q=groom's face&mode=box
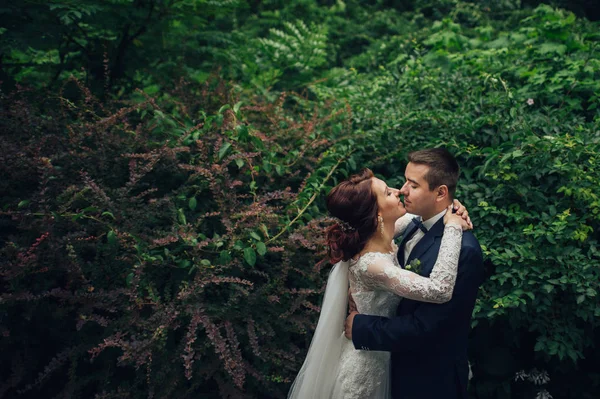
[400,162,438,218]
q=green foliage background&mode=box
[1,1,599,398]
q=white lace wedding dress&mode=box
[288,214,463,399]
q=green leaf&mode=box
[542,284,554,293]
[101,211,115,219]
[218,104,231,114]
[126,272,134,286]
[143,84,160,95]
[235,158,244,168]
[218,142,232,160]
[539,42,567,55]
[250,231,261,241]
[243,247,256,266]
[251,135,264,150]
[107,230,117,246]
[18,200,30,208]
[260,224,270,238]
[347,157,356,170]
[189,197,197,211]
[177,208,187,225]
[525,292,535,300]
[219,250,232,264]
[233,101,243,115]
[236,125,249,141]
[256,242,267,256]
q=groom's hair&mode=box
[408,148,460,198]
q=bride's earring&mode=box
[378,215,384,236]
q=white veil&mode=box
[288,261,350,399]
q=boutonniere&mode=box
[405,258,422,275]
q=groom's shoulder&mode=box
[460,232,485,284]
[461,231,482,255]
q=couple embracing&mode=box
[289,148,485,399]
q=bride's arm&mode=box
[361,223,463,304]
[394,213,418,237]
[350,240,484,354]
[394,200,470,238]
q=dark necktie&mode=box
[398,217,428,267]
[411,217,428,234]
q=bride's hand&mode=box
[348,289,357,313]
[452,199,473,229]
[444,204,472,231]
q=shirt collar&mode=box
[422,208,447,230]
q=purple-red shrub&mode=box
[0,77,351,398]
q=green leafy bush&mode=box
[306,4,600,397]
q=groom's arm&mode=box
[351,241,484,353]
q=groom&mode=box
[344,148,484,399]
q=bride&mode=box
[288,168,471,398]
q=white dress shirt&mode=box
[403,208,447,262]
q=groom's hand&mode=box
[344,311,359,340]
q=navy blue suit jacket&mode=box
[352,218,484,399]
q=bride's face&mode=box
[371,178,406,222]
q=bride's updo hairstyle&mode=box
[325,168,379,263]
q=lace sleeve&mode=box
[360,224,463,303]
[394,213,418,238]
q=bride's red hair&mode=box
[325,168,379,263]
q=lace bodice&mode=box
[335,219,463,399]
[349,224,462,306]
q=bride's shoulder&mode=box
[350,243,399,272]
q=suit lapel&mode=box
[398,222,420,267]
[405,218,445,274]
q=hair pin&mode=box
[334,218,356,232]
